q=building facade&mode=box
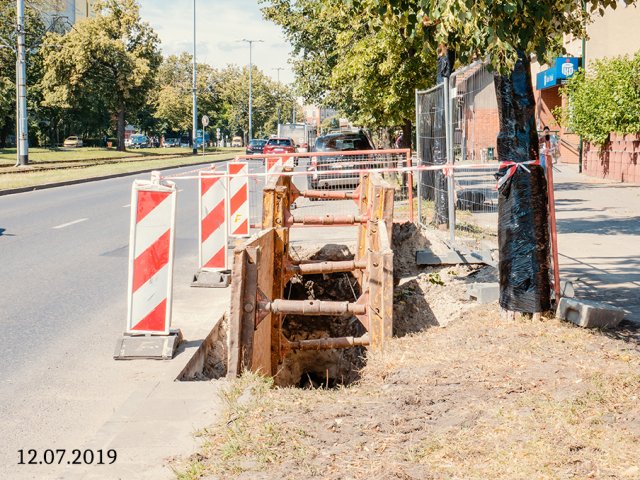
[41,0,95,31]
[533,4,640,164]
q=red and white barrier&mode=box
[265,157,283,176]
[126,174,176,335]
[227,162,250,237]
[199,170,227,270]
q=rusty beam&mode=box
[286,214,368,226]
[300,190,360,201]
[287,259,366,275]
[261,299,366,316]
[283,335,370,351]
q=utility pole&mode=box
[192,0,197,155]
[273,67,284,126]
[16,0,28,166]
[241,39,263,142]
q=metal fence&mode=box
[416,61,501,243]
[232,150,415,233]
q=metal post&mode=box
[249,42,253,141]
[579,0,586,174]
[415,89,422,226]
[273,67,283,126]
[192,0,197,155]
[444,76,455,243]
[241,39,263,142]
[16,0,28,166]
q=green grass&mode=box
[0,146,239,165]
[0,149,243,191]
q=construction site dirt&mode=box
[172,221,640,479]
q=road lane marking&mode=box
[52,218,88,229]
[122,204,130,208]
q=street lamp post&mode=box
[241,39,263,142]
[273,67,284,126]
[192,0,197,155]
[16,0,28,166]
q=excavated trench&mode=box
[275,245,367,388]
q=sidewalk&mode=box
[58,281,230,480]
[553,163,640,322]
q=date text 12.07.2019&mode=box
[18,449,117,465]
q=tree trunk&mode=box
[117,106,126,152]
[494,51,551,313]
[0,116,10,149]
[400,119,412,149]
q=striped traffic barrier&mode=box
[199,170,227,270]
[125,173,177,335]
[227,161,250,237]
[192,170,231,288]
[265,157,283,177]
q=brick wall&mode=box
[584,133,640,184]
[461,108,500,162]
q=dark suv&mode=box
[246,139,267,155]
[308,131,375,189]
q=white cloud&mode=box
[139,0,296,85]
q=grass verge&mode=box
[0,150,242,191]
[174,304,640,480]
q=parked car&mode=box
[246,139,267,155]
[263,137,297,164]
[231,136,243,148]
[63,136,83,148]
[163,137,179,147]
[128,134,149,149]
[308,130,375,190]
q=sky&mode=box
[139,0,296,85]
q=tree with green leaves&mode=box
[261,0,436,145]
[40,0,161,151]
[154,53,222,136]
[368,0,636,313]
[0,0,46,148]
[218,64,300,141]
[558,51,640,146]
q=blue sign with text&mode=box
[536,57,580,90]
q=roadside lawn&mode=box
[174,269,640,479]
[0,148,243,191]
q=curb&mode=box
[0,155,236,196]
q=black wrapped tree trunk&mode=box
[494,51,551,313]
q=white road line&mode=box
[122,204,131,208]
[52,218,88,230]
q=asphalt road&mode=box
[0,159,271,478]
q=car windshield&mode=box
[67,136,77,140]
[315,134,371,151]
[267,139,292,146]
[250,140,266,146]
[132,135,145,141]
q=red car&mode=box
[262,137,296,155]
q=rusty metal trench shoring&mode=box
[228,167,395,377]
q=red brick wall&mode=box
[462,108,500,161]
[584,133,640,184]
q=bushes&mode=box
[558,51,640,145]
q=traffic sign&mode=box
[202,115,210,127]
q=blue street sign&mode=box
[536,57,580,90]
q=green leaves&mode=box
[558,51,640,145]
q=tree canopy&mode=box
[261,0,436,136]
[41,0,162,150]
[366,0,635,73]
